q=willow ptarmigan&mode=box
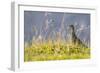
[69,25,87,48]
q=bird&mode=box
[69,25,87,48]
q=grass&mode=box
[24,40,90,62]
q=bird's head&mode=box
[69,25,75,33]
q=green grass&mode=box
[24,40,90,62]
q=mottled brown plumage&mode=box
[69,25,87,48]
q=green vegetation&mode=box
[24,40,90,62]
